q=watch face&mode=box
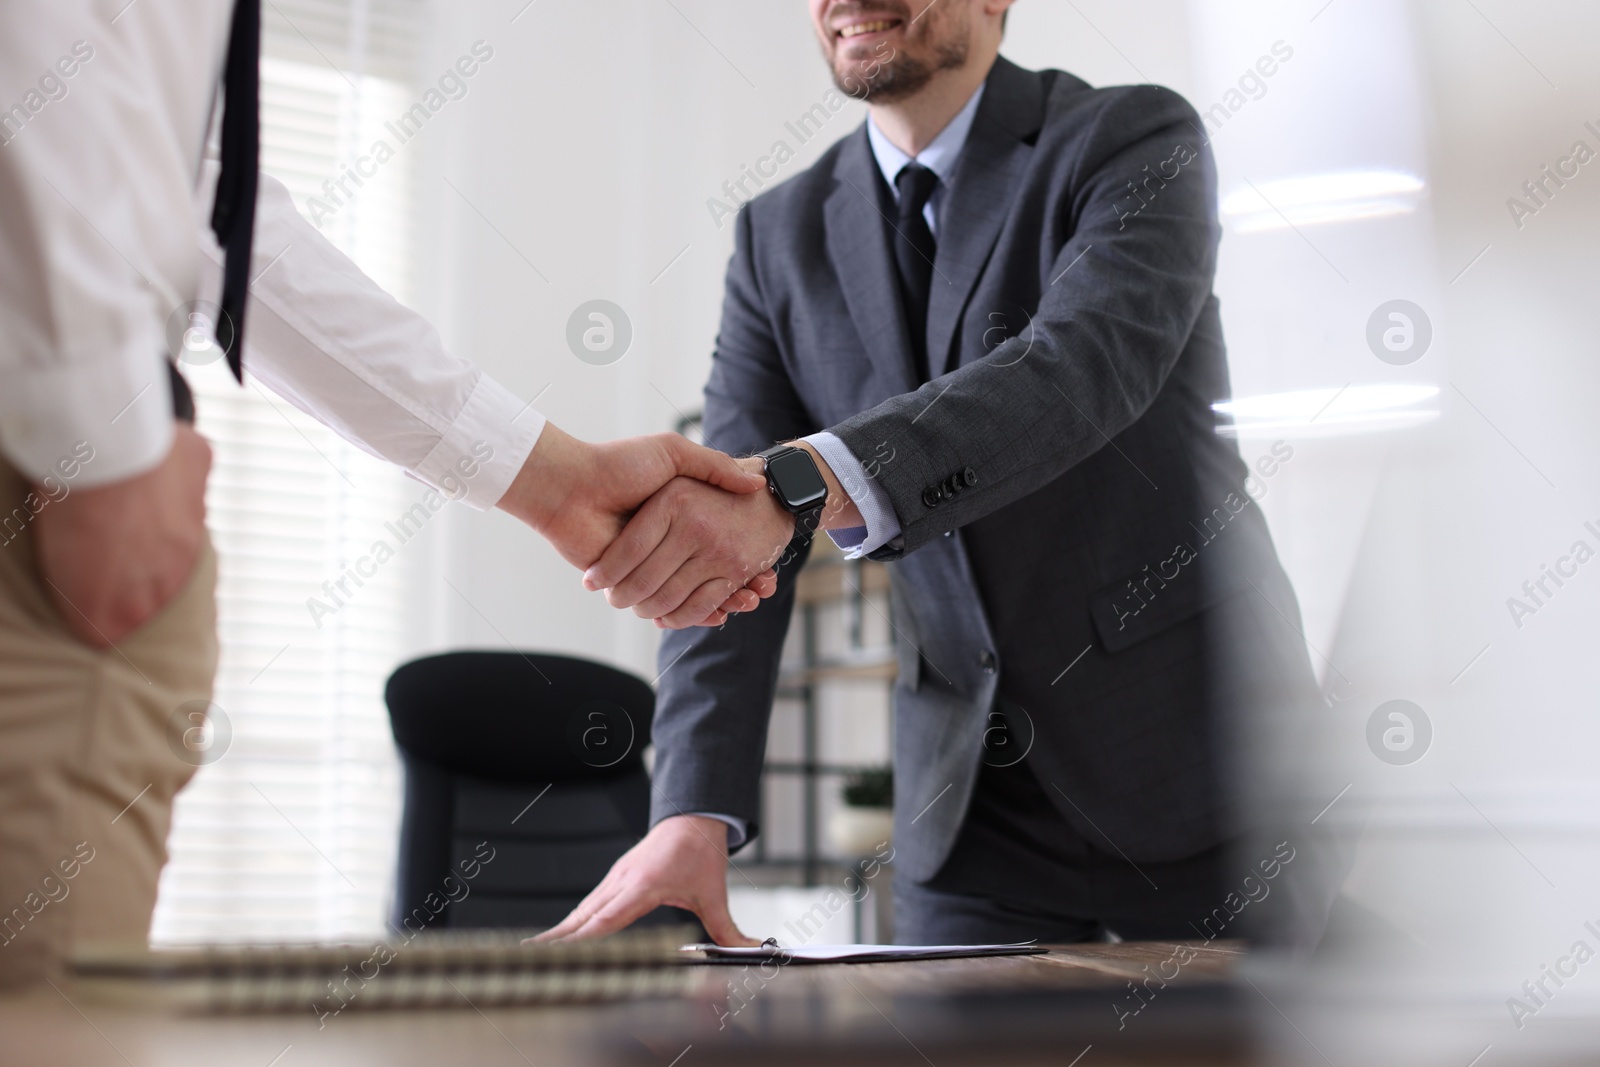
[767,449,829,511]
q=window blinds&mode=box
[151,0,427,945]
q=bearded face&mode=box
[812,1,974,102]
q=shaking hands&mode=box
[583,464,798,628]
[500,429,858,628]
[497,425,793,627]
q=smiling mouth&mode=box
[836,17,904,40]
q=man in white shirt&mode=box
[0,0,773,986]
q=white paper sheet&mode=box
[681,942,1043,964]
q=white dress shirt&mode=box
[799,83,986,562]
[0,2,542,507]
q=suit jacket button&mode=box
[978,649,997,674]
[963,467,978,488]
[922,487,943,508]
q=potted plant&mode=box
[827,767,894,856]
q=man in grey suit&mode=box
[544,0,1320,946]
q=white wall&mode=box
[1317,0,1600,994]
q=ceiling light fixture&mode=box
[1214,383,1439,438]
[1221,171,1427,233]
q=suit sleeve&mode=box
[647,204,819,843]
[831,87,1220,559]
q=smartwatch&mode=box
[758,444,829,541]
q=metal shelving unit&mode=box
[753,543,896,886]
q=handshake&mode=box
[32,420,832,649]
[497,424,823,628]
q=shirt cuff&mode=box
[801,431,902,560]
[407,374,545,511]
[687,811,750,851]
[0,345,174,489]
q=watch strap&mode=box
[756,443,796,463]
[792,502,825,542]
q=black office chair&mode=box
[384,650,697,934]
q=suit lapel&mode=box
[926,58,1045,378]
[826,128,919,394]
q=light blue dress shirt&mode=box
[800,83,987,561]
[694,86,988,849]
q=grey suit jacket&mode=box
[650,57,1318,883]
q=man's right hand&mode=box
[33,425,212,647]
[533,813,758,946]
[588,470,797,630]
[495,425,776,627]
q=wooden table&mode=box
[0,942,1250,1067]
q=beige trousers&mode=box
[0,461,217,990]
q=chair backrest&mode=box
[384,650,691,934]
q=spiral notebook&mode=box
[68,927,693,1014]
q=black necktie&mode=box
[891,163,939,382]
[212,0,260,383]
[172,0,258,421]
